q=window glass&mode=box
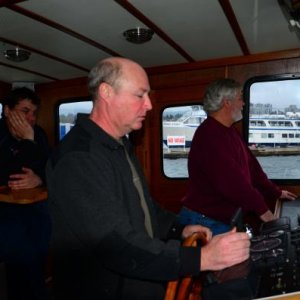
[245,76,300,181]
[162,105,206,178]
[58,100,92,140]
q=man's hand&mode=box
[260,210,275,222]
[6,109,34,140]
[280,190,297,201]
[200,228,250,271]
[8,167,42,190]
[182,224,212,242]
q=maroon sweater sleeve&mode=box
[246,146,281,201]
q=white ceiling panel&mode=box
[130,0,243,60]
[0,0,299,84]
[231,0,300,53]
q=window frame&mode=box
[243,73,300,185]
[55,97,92,144]
[160,103,205,179]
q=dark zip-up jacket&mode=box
[46,117,200,300]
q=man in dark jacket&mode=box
[46,57,250,300]
[0,87,51,300]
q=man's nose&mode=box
[144,95,152,111]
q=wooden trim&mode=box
[0,37,89,73]
[146,48,300,75]
[36,76,87,89]
[0,0,25,6]
[218,0,250,55]
[0,61,58,81]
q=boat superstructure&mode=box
[249,114,300,147]
[162,107,206,148]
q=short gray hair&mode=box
[203,78,242,114]
[88,59,123,101]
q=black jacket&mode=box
[46,117,200,300]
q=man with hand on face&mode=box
[47,57,250,300]
[0,87,49,189]
[0,87,51,300]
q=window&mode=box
[56,99,92,141]
[244,74,300,182]
[162,105,206,178]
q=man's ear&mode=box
[222,99,232,109]
[98,82,112,100]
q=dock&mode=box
[163,146,300,159]
[164,151,189,159]
[250,147,300,157]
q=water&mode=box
[164,156,300,179]
[256,156,300,179]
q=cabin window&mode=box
[56,99,92,141]
[261,133,267,139]
[162,105,206,178]
[244,75,300,182]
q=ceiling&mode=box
[0,0,300,85]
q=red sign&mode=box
[167,136,185,146]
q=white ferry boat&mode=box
[249,114,300,147]
[163,109,300,148]
[163,107,206,148]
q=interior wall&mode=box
[147,56,300,213]
[0,82,11,104]
[33,53,300,214]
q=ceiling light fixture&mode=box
[3,47,31,62]
[123,27,154,44]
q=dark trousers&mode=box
[0,201,51,300]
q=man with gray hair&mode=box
[180,78,296,235]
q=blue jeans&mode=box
[179,207,230,236]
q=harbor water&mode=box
[163,155,300,179]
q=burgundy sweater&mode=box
[182,117,281,224]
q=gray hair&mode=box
[87,59,123,101]
[202,78,242,114]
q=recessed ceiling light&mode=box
[123,27,154,44]
[3,47,31,62]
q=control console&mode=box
[202,208,300,299]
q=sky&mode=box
[164,79,300,114]
[59,101,92,115]
[250,79,300,110]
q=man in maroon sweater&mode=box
[180,78,297,235]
